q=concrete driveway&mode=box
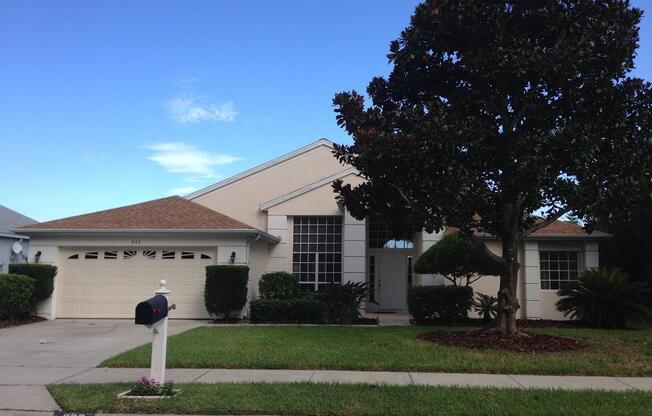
[0,319,205,411]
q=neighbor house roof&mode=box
[444,219,608,239]
[17,196,278,241]
[0,205,36,238]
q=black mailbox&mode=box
[135,295,168,325]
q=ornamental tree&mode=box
[413,231,503,286]
[331,0,652,333]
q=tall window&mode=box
[292,216,343,292]
[540,251,580,290]
[368,215,414,249]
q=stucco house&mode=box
[16,139,608,320]
[0,205,36,273]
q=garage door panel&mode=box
[57,248,216,318]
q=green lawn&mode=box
[101,325,652,376]
[48,383,652,416]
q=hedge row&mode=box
[204,265,249,319]
[0,264,57,320]
[0,274,35,319]
[9,264,57,304]
[250,297,326,323]
[407,285,474,324]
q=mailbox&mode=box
[135,294,168,325]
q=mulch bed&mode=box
[0,316,47,329]
[463,318,586,329]
[417,330,587,353]
[213,317,380,325]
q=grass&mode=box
[48,382,652,416]
[101,325,652,376]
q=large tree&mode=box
[331,0,652,334]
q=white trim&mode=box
[259,167,358,211]
[186,139,335,200]
[14,228,280,243]
[0,232,29,240]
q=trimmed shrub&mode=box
[9,264,57,304]
[258,272,298,299]
[413,232,503,286]
[318,281,371,324]
[407,285,474,324]
[0,274,35,319]
[556,267,651,329]
[249,297,326,323]
[204,265,249,319]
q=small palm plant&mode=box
[473,293,498,324]
[556,268,651,329]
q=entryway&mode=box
[372,250,414,311]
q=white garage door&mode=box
[57,247,216,319]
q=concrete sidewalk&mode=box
[0,319,206,412]
[55,368,652,391]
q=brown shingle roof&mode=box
[20,196,256,230]
[444,220,606,237]
[530,220,585,235]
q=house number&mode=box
[131,239,142,245]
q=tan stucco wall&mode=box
[267,174,364,217]
[540,291,567,320]
[192,144,348,230]
[246,238,270,308]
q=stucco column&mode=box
[522,240,541,319]
[342,210,365,284]
[417,230,444,286]
[267,215,288,272]
[583,241,599,269]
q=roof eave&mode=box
[524,233,611,240]
[476,233,611,240]
[0,232,29,240]
[14,228,281,243]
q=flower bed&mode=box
[118,376,176,399]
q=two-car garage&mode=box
[56,247,216,319]
[16,196,279,320]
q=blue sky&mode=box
[1,0,651,222]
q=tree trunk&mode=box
[495,234,520,334]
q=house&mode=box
[0,205,36,273]
[16,139,609,320]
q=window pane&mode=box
[540,251,580,289]
[292,216,343,292]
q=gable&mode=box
[188,140,352,230]
[265,172,364,216]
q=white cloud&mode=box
[144,142,242,180]
[168,186,198,196]
[166,96,237,124]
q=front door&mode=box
[376,251,410,310]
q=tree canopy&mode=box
[331,0,652,333]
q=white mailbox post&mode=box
[151,280,170,381]
[134,280,171,382]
